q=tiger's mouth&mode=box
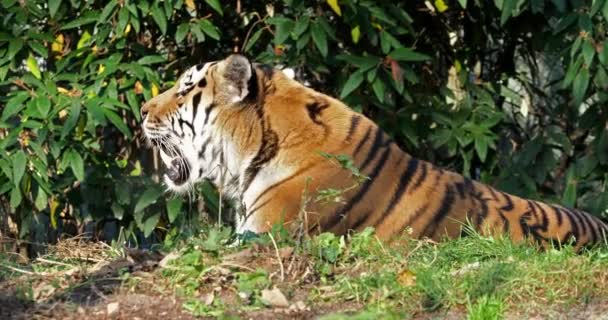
[154,141,191,186]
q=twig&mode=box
[219,262,255,272]
[35,257,74,268]
[268,231,285,282]
[1,263,36,275]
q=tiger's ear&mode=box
[221,54,255,103]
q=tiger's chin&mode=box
[158,148,196,193]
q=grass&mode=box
[2,225,608,319]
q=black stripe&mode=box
[570,208,587,236]
[532,202,549,232]
[371,158,419,227]
[556,205,580,243]
[198,77,207,87]
[353,127,372,156]
[325,147,392,230]
[474,190,490,228]
[204,103,216,125]
[242,128,279,191]
[192,92,201,123]
[306,101,330,125]
[346,115,361,142]
[421,185,456,238]
[499,192,514,211]
[359,128,386,170]
[244,65,259,102]
[582,211,599,244]
[553,203,563,227]
[196,63,204,71]
[178,118,194,134]
[409,162,428,194]
[577,210,596,244]
[198,137,210,159]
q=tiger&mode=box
[141,54,608,250]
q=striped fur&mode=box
[141,54,608,249]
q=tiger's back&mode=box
[141,54,608,249]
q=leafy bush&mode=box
[1,0,608,254]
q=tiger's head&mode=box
[140,54,303,198]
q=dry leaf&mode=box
[397,269,416,287]
[222,248,254,265]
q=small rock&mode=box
[261,287,289,308]
[203,292,215,306]
[107,302,120,316]
[289,300,308,312]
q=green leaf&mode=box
[591,0,605,16]
[35,96,51,118]
[143,212,160,237]
[311,23,328,57]
[66,149,84,181]
[244,28,263,53]
[8,38,23,59]
[175,23,190,43]
[61,101,81,139]
[500,0,516,26]
[594,66,608,89]
[137,55,166,65]
[117,6,130,35]
[458,0,467,8]
[199,19,220,40]
[2,92,29,121]
[28,41,48,58]
[98,0,118,23]
[102,108,132,138]
[205,0,223,15]
[10,187,21,209]
[604,0,608,21]
[12,150,26,186]
[26,54,41,79]
[134,186,163,213]
[35,186,47,210]
[111,202,124,220]
[475,137,489,162]
[372,77,386,103]
[60,12,98,29]
[48,0,61,18]
[351,25,361,44]
[340,71,365,99]
[151,2,167,35]
[272,17,294,44]
[293,16,309,37]
[389,47,431,62]
[572,68,590,105]
[599,42,608,66]
[167,198,182,223]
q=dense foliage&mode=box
[1,0,608,254]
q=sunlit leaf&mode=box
[26,54,41,79]
[326,0,342,16]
